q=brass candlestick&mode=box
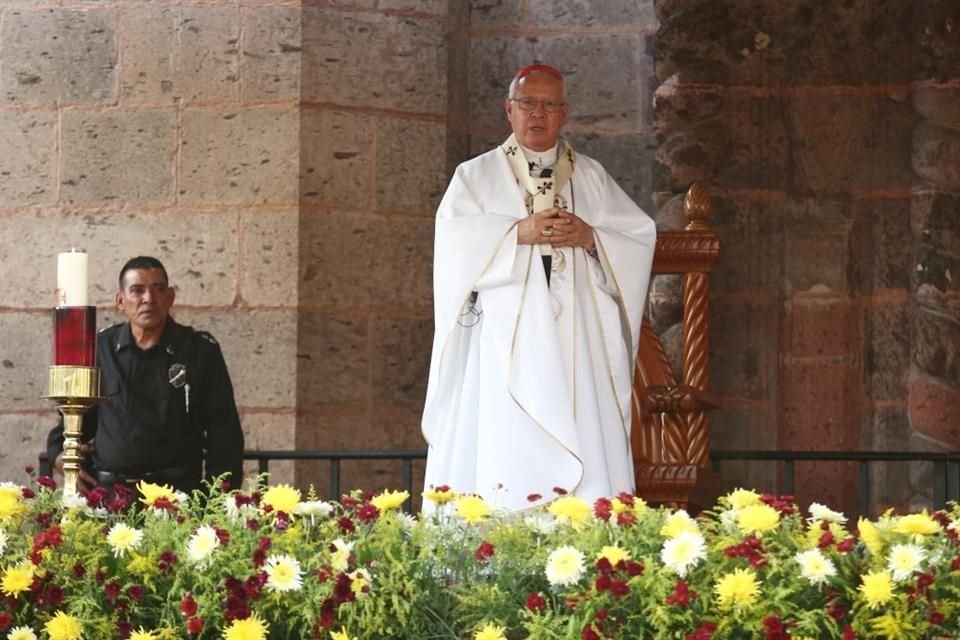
[46,366,101,500]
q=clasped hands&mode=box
[518,208,595,252]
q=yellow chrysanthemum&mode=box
[1,562,35,597]
[858,517,884,556]
[129,628,159,640]
[137,481,178,508]
[349,568,371,596]
[736,503,780,534]
[612,496,647,515]
[330,628,354,640]
[106,522,144,558]
[261,484,301,515]
[223,613,269,640]
[7,626,38,640]
[455,495,491,523]
[714,568,761,610]
[0,486,26,520]
[660,510,700,538]
[806,521,850,547]
[597,545,630,566]
[726,488,761,510]
[893,511,940,537]
[474,622,507,640]
[370,489,410,512]
[859,570,894,610]
[548,496,592,528]
[423,486,457,505]
[44,611,83,640]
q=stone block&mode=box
[784,295,861,358]
[0,109,57,205]
[301,8,446,114]
[566,132,655,211]
[378,0,447,14]
[301,109,374,207]
[708,197,783,294]
[784,93,913,193]
[528,0,656,28]
[909,375,960,448]
[784,230,849,293]
[1,9,116,105]
[849,197,912,293]
[912,308,960,387]
[119,5,239,104]
[709,298,776,400]
[0,210,239,308]
[913,1,960,81]
[180,107,299,204]
[240,209,298,307]
[296,312,370,410]
[780,362,862,451]
[656,1,911,86]
[912,85,960,130]
[863,303,910,402]
[469,0,523,28]
[240,5,301,103]
[376,117,448,215]
[0,312,51,412]
[0,414,49,484]
[370,316,432,413]
[240,411,295,485]
[299,211,434,309]
[913,121,960,190]
[175,309,297,409]
[61,108,176,204]
[468,35,643,131]
[912,191,960,234]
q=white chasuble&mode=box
[421,136,656,511]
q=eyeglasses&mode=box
[510,97,567,113]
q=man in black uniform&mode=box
[47,256,245,494]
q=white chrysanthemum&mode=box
[523,513,558,535]
[795,548,837,585]
[293,500,334,523]
[186,524,220,565]
[7,626,38,640]
[349,567,372,596]
[660,530,707,577]
[61,493,87,511]
[808,502,847,525]
[106,522,144,558]
[887,543,926,582]
[394,511,418,531]
[545,545,586,586]
[224,497,259,522]
[264,554,304,592]
[719,508,740,533]
[330,538,354,572]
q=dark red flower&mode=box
[609,579,630,597]
[595,574,611,592]
[117,620,132,638]
[0,612,11,630]
[21,487,36,499]
[686,621,717,640]
[525,592,547,612]
[158,550,178,572]
[72,563,86,579]
[316,566,333,583]
[842,625,856,640]
[818,531,835,548]
[527,493,542,502]
[836,537,855,553]
[593,497,613,522]
[931,610,945,626]
[475,541,495,562]
[258,536,272,551]
[763,615,788,640]
[595,557,613,575]
[615,511,636,527]
[623,560,645,577]
[319,598,336,628]
[337,516,356,534]
[186,617,204,635]
[47,584,65,606]
[357,503,380,523]
[244,518,259,531]
[666,580,696,606]
[582,624,601,640]
[127,585,144,601]
[37,476,58,490]
[180,593,198,617]
[104,580,122,601]
[552,486,568,496]
[252,548,267,568]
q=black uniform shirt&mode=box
[47,318,244,487]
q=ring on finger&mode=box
[542,227,554,237]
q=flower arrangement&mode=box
[2,473,960,639]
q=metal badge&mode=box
[168,363,187,388]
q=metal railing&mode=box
[711,450,960,516]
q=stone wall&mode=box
[653,0,960,515]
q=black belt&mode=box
[95,464,200,486]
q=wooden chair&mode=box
[631,183,721,511]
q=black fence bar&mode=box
[711,450,960,514]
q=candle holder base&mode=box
[44,365,101,501]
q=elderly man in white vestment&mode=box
[421,63,656,510]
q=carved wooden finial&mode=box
[683,182,712,231]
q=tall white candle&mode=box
[56,249,88,307]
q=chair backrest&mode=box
[630,183,721,509]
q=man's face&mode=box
[116,268,175,332]
[505,73,569,152]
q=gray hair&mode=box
[507,70,567,100]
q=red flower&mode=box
[36,476,58,490]
[931,610,945,626]
[180,593,198,617]
[836,537,855,553]
[595,557,613,575]
[593,497,613,522]
[666,580,696,606]
[186,617,204,635]
[474,541,495,562]
[842,625,856,639]
[686,621,717,640]
[594,574,611,592]
[258,536,272,551]
[582,624,601,640]
[0,612,11,630]
[552,486,568,496]
[127,585,144,602]
[357,503,380,523]
[117,620,133,638]
[337,516,356,534]
[104,580,122,601]
[252,548,267,568]
[763,615,789,640]
[21,487,36,499]
[158,550,179,573]
[318,598,336,628]
[72,563,86,579]
[527,493,543,502]
[609,580,630,598]
[46,584,65,606]
[623,560,645,577]
[615,511,637,527]
[818,531,835,548]
[525,592,547,612]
